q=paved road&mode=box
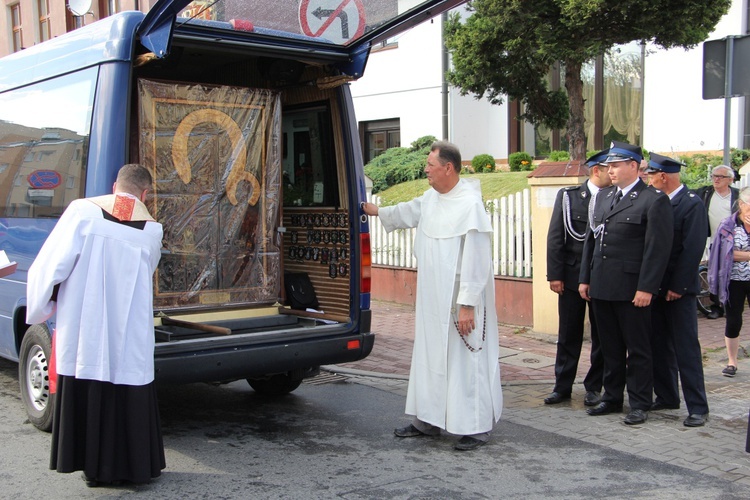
[1,300,749,496]
[329,300,750,489]
[1,358,749,499]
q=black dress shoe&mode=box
[684,413,709,427]
[624,409,648,425]
[81,473,99,488]
[586,401,623,416]
[584,391,601,406]
[394,424,439,438]
[650,401,680,411]
[394,424,426,438]
[544,391,571,405]
[454,436,487,451]
[706,310,720,319]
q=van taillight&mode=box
[361,232,371,294]
[347,340,360,350]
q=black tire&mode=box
[18,324,54,432]
[247,374,302,396]
[697,265,712,316]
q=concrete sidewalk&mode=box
[328,299,750,487]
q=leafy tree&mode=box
[445,0,731,161]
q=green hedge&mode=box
[364,135,437,194]
[471,154,496,173]
[547,150,570,162]
[509,151,534,171]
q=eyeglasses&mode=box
[712,175,733,179]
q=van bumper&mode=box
[153,312,375,384]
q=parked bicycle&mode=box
[697,264,712,316]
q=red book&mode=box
[0,250,17,278]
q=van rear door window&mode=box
[0,68,95,218]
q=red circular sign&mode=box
[299,0,366,44]
[28,170,62,189]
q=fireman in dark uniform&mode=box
[579,142,673,425]
[544,149,610,406]
[645,153,709,427]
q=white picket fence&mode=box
[368,189,533,278]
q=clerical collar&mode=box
[115,192,139,200]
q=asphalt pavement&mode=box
[326,299,750,488]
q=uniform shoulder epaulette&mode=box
[563,185,580,191]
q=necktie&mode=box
[611,190,623,209]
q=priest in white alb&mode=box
[362,140,502,451]
[26,163,165,486]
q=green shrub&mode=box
[677,153,723,190]
[471,154,496,173]
[363,135,437,194]
[409,135,438,152]
[547,150,570,162]
[731,148,750,168]
[509,151,533,171]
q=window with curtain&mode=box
[530,43,644,156]
[602,42,643,147]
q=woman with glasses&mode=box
[708,186,750,378]
[697,165,739,319]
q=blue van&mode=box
[0,0,462,430]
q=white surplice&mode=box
[26,194,163,386]
[379,178,503,435]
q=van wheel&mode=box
[19,325,54,432]
[247,374,302,396]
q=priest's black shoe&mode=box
[683,413,708,427]
[394,424,438,438]
[454,436,486,451]
[586,401,623,416]
[651,401,680,411]
[584,391,601,406]
[81,473,99,488]
[544,392,571,405]
[623,409,648,425]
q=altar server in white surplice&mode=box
[27,164,165,487]
[362,141,502,451]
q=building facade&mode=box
[1,1,747,161]
[351,1,749,161]
[0,1,157,56]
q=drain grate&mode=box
[303,372,347,385]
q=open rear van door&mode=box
[137,0,467,78]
